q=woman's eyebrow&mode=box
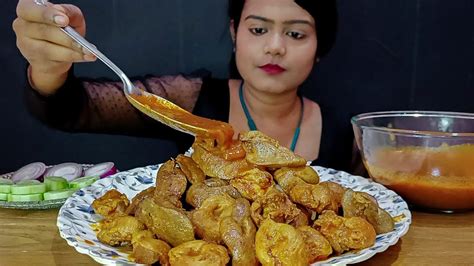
[245,15,273,23]
[244,15,313,27]
[283,19,314,27]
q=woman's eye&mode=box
[287,31,305,40]
[249,27,267,36]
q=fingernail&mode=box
[82,47,94,56]
[53,15,67,26]
[84,54,96,61]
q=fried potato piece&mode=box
[97,215,145,246]
[191,194,235,243]
[220,198,258,266]
[186,178,241,208]
[255,219,308,266]
[240,131,307,168]
[132,230,171,265]
[250,187,305,227]
[192,142,254,180]
[92,189,129,217]
[176,154,206,184]
[342,190,395,234]
[230,168,274,201]
[154,159,188,208]
[297,226,332,263]
[135,198,194,247]
[314,210,376,254]
[169,240,229,266]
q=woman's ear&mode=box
[229,19,236,44]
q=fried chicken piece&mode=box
[273,167,311,193]
[319,181,347,204]
[186,178,241,208]
[154,159,188,209]
[250,187,306,227]
[92,189,129,217]
[220,198,258,266]
[274,169,340,214]
[193,137,247,161]
[97,215,145,246]
[191,194,235,243]
[297,226,333,263]
[176,154,206,184]
[289,183,340,214]
[240,131,307,168]
[192,142,254,180]
[131,230,171,265]
[135,198,194,247]
[291,208,310,227]
[313,210,376,254]
[275,166,320,185]
[342,190,395,234]
[230,168,274,201]
[255,219,308,266]
[125,187,155,215]
[168,240,229,266]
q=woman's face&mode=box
[235,0,317,94]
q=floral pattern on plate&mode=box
[57,165,411,265]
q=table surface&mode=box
[0,208,473,265]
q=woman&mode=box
[13,0,338,164]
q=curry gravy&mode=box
[366,144,474,210]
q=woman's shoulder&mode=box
[302,97,321,123]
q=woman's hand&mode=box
[12,0,95,95]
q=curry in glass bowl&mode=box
[352,111,474,212]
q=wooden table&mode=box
[0,208,473,265]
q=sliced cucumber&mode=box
[44,189,76,201]
[69,176,99,189]
[0,178,13,193]
[16,180,41,185]
[8,193,43,202]
[44,176,69,191]
[0,193,8,201]
[11,180,46,195]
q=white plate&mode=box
[57,165,411,265]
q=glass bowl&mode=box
[351,111,474,212]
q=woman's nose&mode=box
[264,34,286,56]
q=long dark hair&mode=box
[228,0,338,78]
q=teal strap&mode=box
[239,81,257,130]
[290,96,304,151]
[238,81,304,152]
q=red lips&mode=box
[259,64,286,75]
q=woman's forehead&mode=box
[241,0,314,23]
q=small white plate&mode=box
[0,164,93,210]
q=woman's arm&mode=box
[24,66,206,138]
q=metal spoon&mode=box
[34,0,234,146]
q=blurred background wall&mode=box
[1,0,472,173]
